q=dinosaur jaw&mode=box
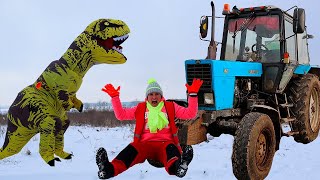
[112,34,129,54]
[95,34,129,64]
[97,34,128,51]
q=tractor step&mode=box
[281,117,296,123]
[279,103,294,108]
[281,122,293,134]
[282,131,299,137]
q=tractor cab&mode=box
[200,4,310,93]
[221,7,281,63]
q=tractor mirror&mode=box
[293,8,305,34]
[200,16,209,38]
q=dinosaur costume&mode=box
[0,19,130,166]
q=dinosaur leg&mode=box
[38,116,61,166]
[54,119,72,159]
[0,120,36,160]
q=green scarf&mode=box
[146,101,169,133]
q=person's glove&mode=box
[185,78,203,96]
[102,84,120,97]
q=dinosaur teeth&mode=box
[113,34,129,41]
[112,46,122,53]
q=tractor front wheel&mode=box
[232,112,276,180]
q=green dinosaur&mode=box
[0,19,130,166]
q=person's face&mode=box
[147,92,162,107]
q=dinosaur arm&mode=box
[70,95,83,112]
[60,94,83,112]
[41,60,83,112]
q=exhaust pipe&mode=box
[207,1,217,60]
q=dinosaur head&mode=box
[84,18,130,64]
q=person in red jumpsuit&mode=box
[96,78,203,179]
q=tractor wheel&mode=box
[232,112,276,180]
[288,74,320,143]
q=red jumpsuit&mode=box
[108,96,198,177]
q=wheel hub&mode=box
[310,87,319,132]
[256,133,267,165]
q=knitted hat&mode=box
[145,78,163,97]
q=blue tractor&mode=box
[178,2,320,179]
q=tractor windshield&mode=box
[224,15,280,62]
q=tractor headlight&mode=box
[204,93,214,105]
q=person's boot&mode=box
[96,147,114,179]
[176,145,193,178]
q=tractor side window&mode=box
[284,20,296,62]
[297,31,309,64]
[225,19,241,61]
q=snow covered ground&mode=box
[0,125,319,180]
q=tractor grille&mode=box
[186,63,213,107]
[186,64,212,90]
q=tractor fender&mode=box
[309,66,320,78]
[250,104,281,150]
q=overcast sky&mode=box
[0,0,318,106]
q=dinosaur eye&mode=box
[99,21,121,31]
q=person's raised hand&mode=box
[102,84,120,97]
[185,78,203,95]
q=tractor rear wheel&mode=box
[232,112,276,180]
[288,74,320,143]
